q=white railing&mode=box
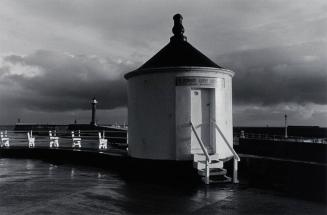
[238,131,327,144]
[98,131,108,150]
[0,130,10,147]
[0,129,128,150]
[27,130,35,148]
[190,122,211,184]
[212,121,240,183]
[190,122,211,163]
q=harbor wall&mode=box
[235,139,327,163]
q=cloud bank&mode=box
[0,0,326,126]
[218,41,327,105]
[0,50,135,123]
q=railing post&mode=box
[240,130,245,138]
[98,130,108,150]
[205,160,210,185]
[233,158,239,183]
[28,130,35,148]
[212,121,240,184]
[0,130,10,148]
[126,131,129,151]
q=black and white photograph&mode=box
[0,0,326,214]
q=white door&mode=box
[191,89,215,154]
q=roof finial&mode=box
[171,14,187,42]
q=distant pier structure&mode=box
[90,97,98,126]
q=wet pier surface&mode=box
[0,158,326,215]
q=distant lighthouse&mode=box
[90,97,98,126]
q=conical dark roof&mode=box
[125,14,223,79]
[138,39,222,70]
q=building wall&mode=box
[127,73,176,160]
[214,74,234,159]
[127,67,234,160]
[174,68,234,160]
[175,85,191,160]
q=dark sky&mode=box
[0,0,326,126]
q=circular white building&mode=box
[125,14,235,161]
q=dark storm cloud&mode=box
[8,0,173,49]
[1,0,326,125]
[0,50,136,112]
[218,41,327,105]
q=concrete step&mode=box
[201,175,231,184]
[193,153,219,162]
[191,149,204,154]
[193,160,223,169]
[198,168,227,176]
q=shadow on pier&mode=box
[1,145,326,204]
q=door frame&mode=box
[190,88,216,154]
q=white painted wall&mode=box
[174,68,234,160]
[214,75,234,159]
[126,67,234,160]
[127,72,176,160]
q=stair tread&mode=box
[198,168,227,176]
[209,178,231,183]
[201,176,231,184]
[198,168,226,173]
[197,160,221,164]
[193,161,223,169]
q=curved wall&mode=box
[127,72,176,159]
[127,67,234,160]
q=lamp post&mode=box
[284,114,288,139]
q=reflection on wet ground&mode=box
[0,158,326,214]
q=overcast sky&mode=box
[0,0,326,126]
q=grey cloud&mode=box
[4,0,326,61]
[217,41,327,105]
[12,0,326,55]
[4,55,24,63]
[1,0,327,126]
[1,50,136,112]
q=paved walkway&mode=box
[0,158,326,214]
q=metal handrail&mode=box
[190,122,211,163]
[238,132,327,144]
[1,130,126,134]
[212,122,240,161]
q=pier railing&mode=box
[236,131,327,144]
[0,129,128,150]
